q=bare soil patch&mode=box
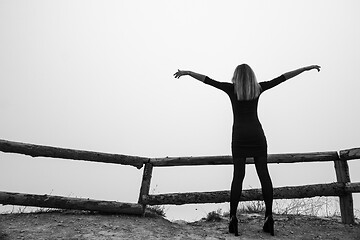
[0,210,359,239]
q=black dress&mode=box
[204,75,286,158]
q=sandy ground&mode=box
[0,210,359,240]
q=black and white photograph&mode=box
[0,0,359,239]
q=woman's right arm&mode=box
[283,65,321,80]
[173,70,207,82]
[174,69,232,94]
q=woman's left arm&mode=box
[283,65,321,80]
[173,70,207,82]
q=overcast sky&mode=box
[1,0,359,220]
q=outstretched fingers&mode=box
[313,65,321,72]
[173,69,182,78]
[309,65,321,72]
[173,69,188,78]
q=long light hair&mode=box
[232,64,261,101]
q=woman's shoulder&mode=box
[204,76,233,92]
[205,76,232,86]
[259,75,286,92]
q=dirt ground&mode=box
[0,210,359,240]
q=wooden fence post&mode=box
[138,163,153,215]
[334,159,354,224]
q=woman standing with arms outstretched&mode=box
[174,64,320,236]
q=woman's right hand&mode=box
[173,69,190,79]
[305,65,321,72]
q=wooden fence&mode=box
[1,139,360,224]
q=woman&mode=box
[174,64,321,236]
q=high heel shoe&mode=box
[263,215,274,236]
[229,215,239,236]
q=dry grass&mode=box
[205,197,347,222]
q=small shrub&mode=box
[147,205,166,218]
[240,201,266,214]
[205,209,223,222]
[221,201,266,218]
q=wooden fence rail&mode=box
[0,139,147,169]
[143,182,360,205]
[149,151,340,166]
[1,138,360,224]
[0,191,143,215]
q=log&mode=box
[334,159,354,224]
[268,152,339,164]
[0,191,143,215]
[339,147,360,161]
[345,182,360,193]
[143,182,345,205]
[150,155,233,166]
[138,163,154,213]
[0,139,147,169]
[150,151,339,167]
